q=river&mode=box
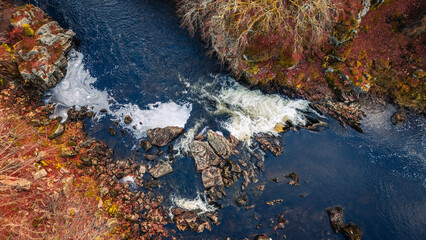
[31,0,426,239]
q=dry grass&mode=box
[0,112,116,240]
[178,0,338,70]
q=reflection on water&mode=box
[32,0,426,239]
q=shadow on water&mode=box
[27,0,426,239]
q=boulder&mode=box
[0,175,31,190]
[149,161,173,178]
[341,222,363,240]
[206,130,232,159]
[201,167,224,189]
[147,126,184,147]
[189,141,220,172]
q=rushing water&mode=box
[31,0,425,239]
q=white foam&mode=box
[111,102,192,139]
[215,81,310,141]
[121,176,135,183]
[171,193,217,215]
[46,49,192,138]
[46,49,110,121]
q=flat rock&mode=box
[147,126,184,147]
[33,169,47,180]
[206,130,232,159]
[201,167,224,189]
[0,175,31,190]
[149,161,173,178]
[189,141,220,172]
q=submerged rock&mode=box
[140,140,152,151]
[254,133,283,156]
[236,195,249,206]
[201,166,224,189]
[147,126,184,147]
[149,161,173,178]
[391,107,407,125]
[206,130,232,159]
[189,141,220,172]
[341,222,363,240]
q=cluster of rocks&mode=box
[171,208,219,233]
[10,5,75,91]
[326,206,363,240]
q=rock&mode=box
[287,172,300,186]
[11,6,75,90]
[33,169,47,180]
[0,175,31,190]
[189,141,220,172]
[149,161,173,178]
[48,122,65,139]
[80,155,92,167]
[194,134,205,141]
[201,167,224,189]
[236,195,249,206]
[108,127,117,136]
[140,140,152,151]
[60,147,78,158]
[205,187,223,202]
[266,199,283,206]
[254,235,270,240]
[206,130,232,159]
[124,115,133,124]
[147,126,184,147]
[326,206,345,233]
[143,154,156,161]
[254,133,284,156]
[391,108,407,125]
[229,160,242,173]
[341,223,363,240]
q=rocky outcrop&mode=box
[189,141,220,172]
[11,5,75,90]
[147,126,184,147]
[206,130,232,159]
[254,133,284,156]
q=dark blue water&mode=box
[31,0,426,239]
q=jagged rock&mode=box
[206,130,232,159]
[48,122,65,139]
[108,127,117,136]
[205,187,224,203]
[149,161,173,178]
[326,206,345,233]
[341,222,363,240]
[254,133,283,156]
[201,167,224,189]
[147,126,184,147]
[33,169,47,180]
[287,172,300,186]
[189,141,220,172]
[0,175,31,190]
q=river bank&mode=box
[177,0,425,131]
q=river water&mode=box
[31,0,425,239]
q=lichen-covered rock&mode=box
[48,122,64,139]
[33,169,47,180]
[189,141,220,172]
[11,5,75,91]
[147,126,184,147]
[149,161,173,178]
[206,130,232,159]
[201,166,224,189]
